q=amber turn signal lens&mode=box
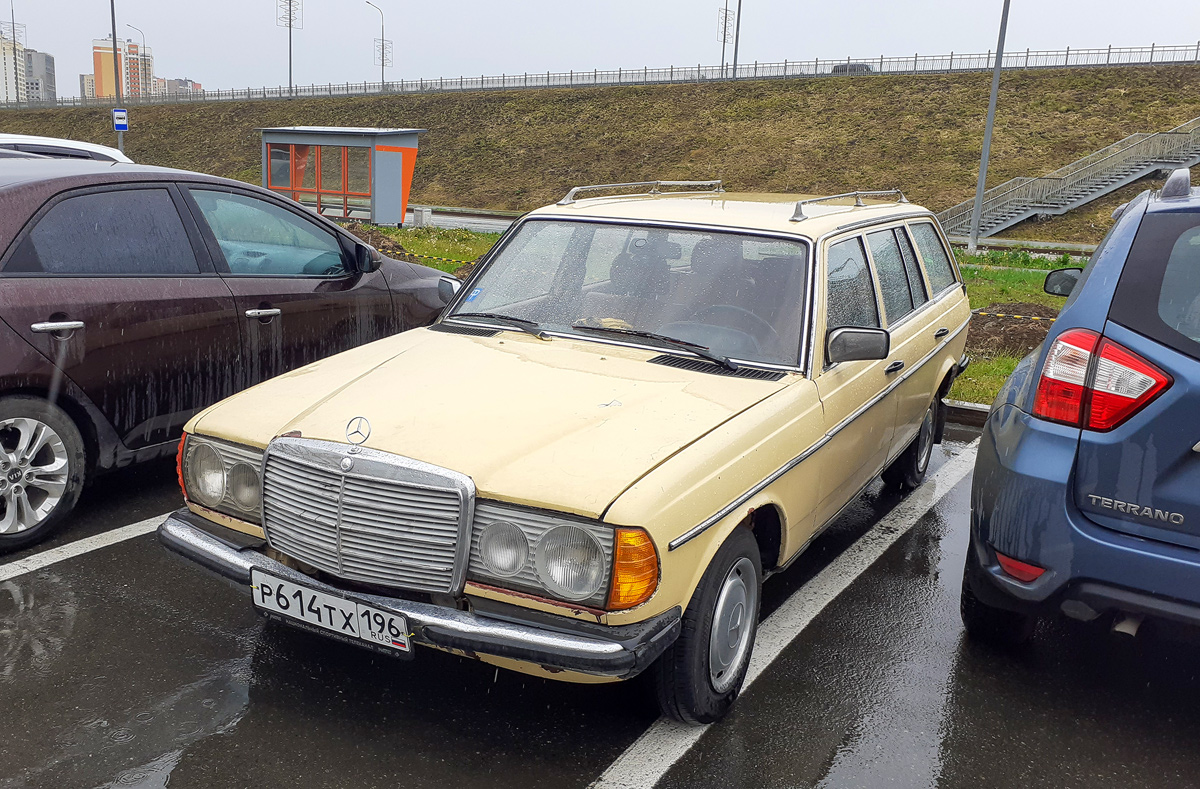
[608,528,659,610]
[176,432,189,499]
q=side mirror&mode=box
[827,326,890,364]
[437,276,462,306]
[354,243,383,274]
[1044,267,1082,297]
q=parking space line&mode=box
[591,441,980,789]
[0,512,169,582]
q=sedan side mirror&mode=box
[827,326,891,364]
[1044,267,1082,297]
[354,243,383,274]
[437,276,462,306]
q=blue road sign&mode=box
[112,109,128,132]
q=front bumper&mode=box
[159,509,680,679]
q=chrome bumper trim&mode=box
[159,510,678,678]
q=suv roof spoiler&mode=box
[1161,167,1192,200]
[789,189,909,222]
[557,180,724,206]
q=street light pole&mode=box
[731,0,743,79]
[109,0,123,152]
[126,23,145,97]
[366,1,384,88]
[968,0,1012,253]
[8,1,18,109]
[720,0,729,78]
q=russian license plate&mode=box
[250,569,412,656]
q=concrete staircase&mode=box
[937,116,1200,237]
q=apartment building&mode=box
[0,34,25,103]
[24,49,54,102]
[91,36,153,98]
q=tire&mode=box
[883,399,937,491]
[0,396,86,553]
[652,527,762,724]
[960,555,1035,647]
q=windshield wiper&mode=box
[453,312,549,340]
[570,323,738,371]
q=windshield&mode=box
[450,219,810,367]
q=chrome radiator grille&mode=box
[261,437,474,594]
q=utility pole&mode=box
[109,0,122,152]
[731,0,743,79]
[968,0,1012,252]
[277,0,302,97]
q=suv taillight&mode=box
[1032,329,1171,431]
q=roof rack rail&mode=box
[557,180,724,206]
[789,189,909,222]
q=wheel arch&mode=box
[0,387,101,477]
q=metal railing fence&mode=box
[937,116,1200,234]
[3,42,1199,111]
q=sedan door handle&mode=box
[31,320,85,334]
[934,327,950,339]
[245,308,282,319]
[884,360,905,374]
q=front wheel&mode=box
[883,399,937,491]
[652,527,762,724]
[0,397,86,553]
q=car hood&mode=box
[192,327,793,519]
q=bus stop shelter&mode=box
[259,126,424,225]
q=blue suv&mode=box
[963,167,1200,644]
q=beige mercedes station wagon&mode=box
[160,181,970,723]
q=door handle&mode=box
[245,308,282,319]
[934,327,950,339]
[31,320,85,334]
[885,360,905,374]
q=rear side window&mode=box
[867,229,923,324]
[826,237,880,329]
[5,188,200,275]
[910,222,958,294]
[1111,212,1200,359]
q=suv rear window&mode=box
[1110,211,1200,360]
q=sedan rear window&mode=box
[1110,211,1200,360]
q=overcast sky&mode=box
[17,0,1200,97]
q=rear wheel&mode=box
[652,527,762,724]
[960,556,1035,646]
[883,399,937,490]
[0,397,86,553]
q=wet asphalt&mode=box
[6,428,1200,789]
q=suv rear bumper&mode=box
[159,509,680,679]
[968,404,1200,626]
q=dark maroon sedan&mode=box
[0,158,448,550]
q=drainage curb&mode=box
[945,399,990,428]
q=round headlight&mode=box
[535,524,606,601]
[478,520,529,577]
[188,442,226,508]
[226,462,261,512]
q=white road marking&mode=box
[591,441,980,789]
[0,512,169,582]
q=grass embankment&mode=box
[3,65,1198,236]
[381,228,1064,405]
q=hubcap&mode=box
[0,418,69,535]
[916,404,935,474]
[708,556,758,693]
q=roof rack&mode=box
[789,189,909,222]
[557,180,724,206]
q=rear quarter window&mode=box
[1110,211,1200,360]
[909,222,958,294]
